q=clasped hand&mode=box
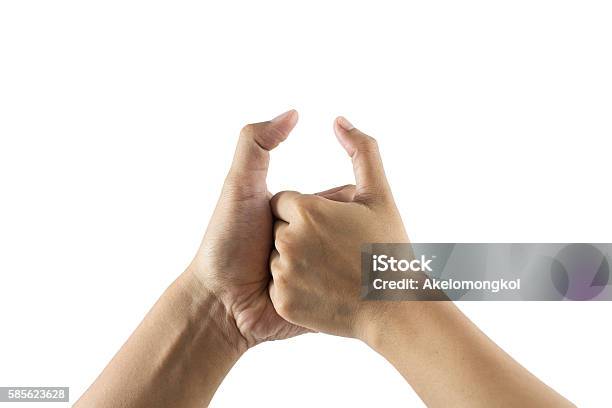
[77,110,574,408]
[189,109,408,348]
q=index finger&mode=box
[270,190,303,222]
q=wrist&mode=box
[176,269,249,357]
[354,301,397,346]
[356,301,443,351]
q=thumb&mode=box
[228,109,298,184]
[333,116,390,202]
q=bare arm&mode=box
[363,301,573,407]
[75,271,244,407]
[76,110,306,407]
[268,116,574,407]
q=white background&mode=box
[1,1,611,407]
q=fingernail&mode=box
[271,109,296,123]
[337,116,355,131]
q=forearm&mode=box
[362,301,574,408]
[76,270,246,408]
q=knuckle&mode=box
[358,135,379,151]
[240,123,256,138]
[239,123,282,150]
[364,134,378,145]
[294,195,322,221]
[274,236,292,252]
[275,294,296,319]
[366,134,378,144]
[274,269,290,287]
[270,252,282,270]
[262,124,285,146]
[274,228,295,253]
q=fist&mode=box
[269,117,409,340]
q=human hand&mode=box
[189,110,307,349]
[268,117,408,340]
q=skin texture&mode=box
[77,112,574,407]
[269,116,575,407]
[76,110,306,408]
